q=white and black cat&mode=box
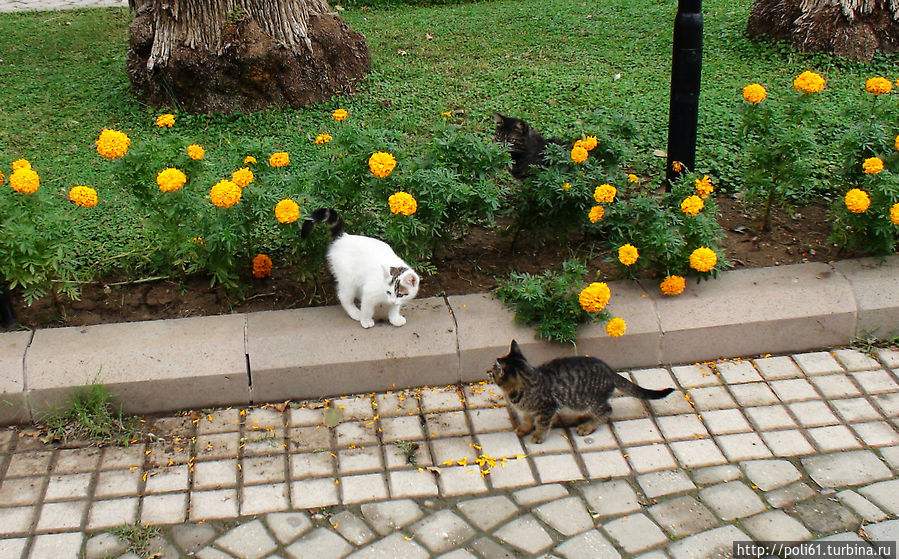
[302,208,420,328]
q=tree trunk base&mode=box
[127,11,370,113]
[747,0,898,62]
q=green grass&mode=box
[34,383,142,446]
[110,523,162,557]
[0,1,895,281]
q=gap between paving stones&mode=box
[2,257,898,424]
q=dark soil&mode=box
[11,197,848,330]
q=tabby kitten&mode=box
[302,208,419,328]
[490,340,674,443]
[493,113,565,180]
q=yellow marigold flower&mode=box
[315,134,333,145]
[579,282,611,313]
[689,247,718,273]
[96,129,131,159]
[742,83,767,104]
[332,108,349,121]
[695,175,714,198]
[865,77,892,96]
[210,179,242,208]
[441,111,452,118]
[69,185,98,208]
[252,254,273,279]
[388,191,418,215]
[231,167,254,188]
[588,205,605,223]
[594,184,617,204]
[571,145,588,164]
[12,159,31,171]
[890,203,899,226]
[275,199,300,224]
[562,182,571,191]
[187,144,205,160]
[672,161,683,173]
[191,236,205,246]
[156,113,175,128]
[157,168,187,193]
[895,134,899,152]
[618,244,639,266]
[660,275,686,296]
[369,152,397,178]
[681,195,704,216]
[862,157,884,175]
[605,317,626,338]
[9,168,39,194]
[0,171,4,187]
[627,174,639,184]
[244,156,257,165]
[581,136,598,151]
[844,188,871,213]
[793,71,825,94]
[269,152,290,168]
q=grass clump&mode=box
[110,523,162,557]
[35,383,142,446]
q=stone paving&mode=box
[0,0,125,12]
[0,347,898,558]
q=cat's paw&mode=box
[530,432,547,444]
[389,315,406,327]
[515,426,534,438]
[360,318,375,328]
[575,424,598,436]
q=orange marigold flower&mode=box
[742,83,767,103]
[231,167,254,188]
[695,175,714,198]
[388,191,417,215]
[69,185,98,208]
[672,161,683,173]
[9,168,39,194]
[793,71,825,94]
[681,195,704,216]
[332,108,349,121]
[844,188,871,214]
[244,156,257,165]
[275,199,300,223]
[890,203,899,226]
[605,317,626,337]
[156,113,175,127]
[96,129,131,159]
[0,170,4,187]
[571,146,588,164]
[689,247,718,273]
[618,244,639,266]
[12,159,31,172]
[594,184,616,204]
[252,254,273,279]
[588,205,605,223]
[862,157,884,175]
[187,144,205,160]
[369,152,397,178]
[269,152,290,168]
[865,77,892,95]
[315,134,333,145]
[210,179,242,208]
[579,282,611,313]
[562,182,571,191]
[627,174,639,184]
[157,168,187,192]
[660,275,686,296]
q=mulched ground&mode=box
[11,196,848,330]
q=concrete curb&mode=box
[1,256,897,424]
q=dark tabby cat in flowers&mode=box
[493,114,565,180]
[490,340,674,443]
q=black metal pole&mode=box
[0,288,16,329]
[665,0,703,189]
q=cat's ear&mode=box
[382,264,394,280]
[493,113,505,125]
[513,120,527,133]
[389,266,404,278]
[510,340,522,354]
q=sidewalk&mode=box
[0,0,124,12]
[1,347,897,558]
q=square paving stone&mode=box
[728,383,780,407]
[387,469,439,498]
[411,510,475,553]
[625,443,677,473]
[669,439,730,469]
[691,464,742,485]
[193,459,238,489]
[668,526,749,559]
[290,478,339,509]
[630,367,677,389]
[533,453,584,483]
[671,364,720,388]
[647,390,696,415]
[265,511,312,545]
[100,446,146,470]
[761,429,816,457]
[742,459,801,491]
[0,505,36,535]
[425,411,471,438]
[330,396,374,421]
[29,532,83,559]
[379,416,425,443]
[716,361,763,384]
[189,489,238,521]
[861,519,899,543]
[340,473,388,504]
[196,432,243,461]
[700,408,752,434]
[4,451,52,478]
[637,469,696,499]
[613,418,663,446]
[241,483,290,515]
[853,369,899,394]
[523,428,574,455]
[715,432,773,461]
[140,492,187,524]
[350,532,429,559]
[754,356,803,379]
[745,405,797,431]
[581,479,640,517]
[810,374,862,398]
[833,349,882,371]
[581,449,632,479]
[337,446,383,475]
[788,401,840,427]
[36,499,87,531]
[420,386,465,413]
[286,527,352,559]
[0,538,26,558]
[648,495,719,537]
[876,348,899,368]
[794,351,844,375]
[569,424,618,451]
[360,499,424,535]
[494,514,554,555]
[851,421,899,446]
[45,472,92,501]
[602,513,668,554]
[609,396,649,420]
[872,393,899,417]
[429,436,477,466]
[468,407,514,433]
[807,425,863,452]
[384,440,432,470]
[199,408,243,433]
[247,406,289,427]
[335,421,378,448]
[513,483,569,506]
[743,510,813,541]
[457,495,518,531]
[463,382,505,408]
[144,464,190,493]
[656,414,709,441]
[699,481,766,520]
[53,447,102,473]
[770,378,820,402]
[289,452,334,480]
[374,391,421,418]
[858,479,899,515]
[765,481,817,509]
[836,490,890,522]
[329,510,375,545]
[436,464,489,496]
[0,476,43,506]
[789,497,861,535]
[687,386,736,410]
[533,496,594,536]
[553,529,620,559]
[475,431,525,458]
[87,498,138,529]
[486,456,534,489]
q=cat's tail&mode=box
[612,374,675,400]
[301,207,344,240]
